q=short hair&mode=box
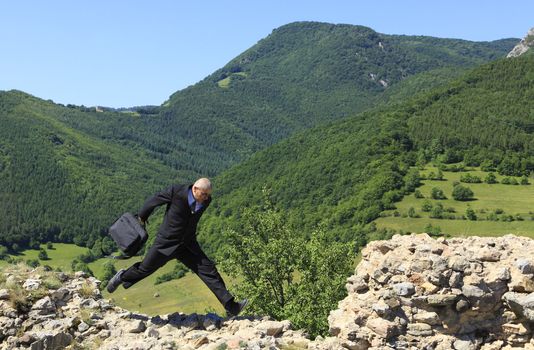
[194,178,212,191]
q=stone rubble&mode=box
[329,233,534,350]
[1,233,534,349]
[0,265,310,350]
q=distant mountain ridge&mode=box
[152,21,516,173]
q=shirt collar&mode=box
[188,187,204,213]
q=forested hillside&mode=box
[200,54,534,254]
[0,21,517,252]
[0,91,181,251]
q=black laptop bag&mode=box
[108,212,148,258]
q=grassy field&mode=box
[90,256,230,316]
[0,243,88,270]
[0,243,231,316]
[375,166,534,239]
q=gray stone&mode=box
[30,332,73,350]
[366,318,399,339]
[392,282,415,297]
[78,321,90,332]
[346,275,368,293]
[456,299,470,313]
[516,258,534,274]
[23,279,41,291]
[407,322,433,336]
[503,292,534,322]
[462,285,485,299]
[413,311,440,325]
[427,294,458,306]
[0,289,9,300]
[256,320,285,336]
[50,288,70,302]
[449,256,471,272]
[129,320,147,333]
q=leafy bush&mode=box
[452,184,474,201]
[421,200,433,212]
[484,172,497,184]
[220,193,354,337]
[431,187,446,200]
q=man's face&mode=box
[193,186,212,203]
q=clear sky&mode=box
[1,0,532,108]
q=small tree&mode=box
[0,245,8,260]
[38,248,49,261]
[466,206,477,221]
[100,261,117,290]
[408,207,418,218]
[431,187,446,200]
[430,203,444,219]
[221,190,354,336]
[424,223,442,237]
[520,176,530,185]
[421,199,433,212]
[484,172,497,184]
[452,184,474,201]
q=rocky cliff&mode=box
[507,27,534,57]
[1,234,534,349]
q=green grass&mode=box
[94,256,229,315]
[217,72,248,88]
[375,166,534,238]
[0,243,89,270]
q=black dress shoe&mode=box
[226,298,249,317]
[106,269,125,293]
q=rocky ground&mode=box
[330,234,534,350]
[1,233,533,349]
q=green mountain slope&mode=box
[200,54,534,253]
[142,22,517,174]
[0,91,182,249]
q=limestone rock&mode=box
[507,27,534,58]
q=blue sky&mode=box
[1,1,532,108]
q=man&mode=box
[106,178,248,317]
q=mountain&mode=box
[148,21,516,174]
[0,21,518,251]
[200,53,534,252]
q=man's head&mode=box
[192,178,212,204]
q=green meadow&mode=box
[0,243,87,270]
[0,244,229,316]
[91,257,228,316]
[375,167,534,239]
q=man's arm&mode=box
[138,185,174,222]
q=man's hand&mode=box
[138,217,146,229]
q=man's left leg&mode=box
[179,241,247,316]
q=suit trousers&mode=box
[120,240,234,307]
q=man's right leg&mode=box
[120,244,171,289]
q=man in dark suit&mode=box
[106,178,247,317]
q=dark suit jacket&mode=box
[138,184,211,256]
